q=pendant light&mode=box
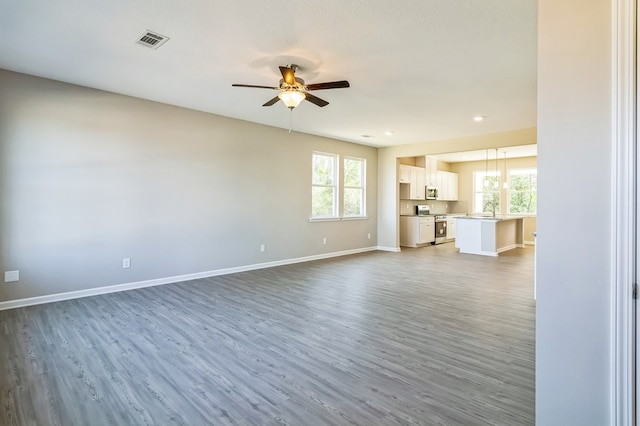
[494,148,499,188]
[502,151,509,189]
[484,149,489,187]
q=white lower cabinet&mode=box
[446,216,457,240]
[400,216,435,247]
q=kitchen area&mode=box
[399,155,466,248]
[398,148,537,255]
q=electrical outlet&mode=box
[260,244,266,252]
[367,233,371,239]
[122,258,131,269]
[4,271,19,283]
[322,237,327,245]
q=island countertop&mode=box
[456,214,528,222]
[455,215,525,256]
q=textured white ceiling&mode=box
[0,0,537,147]
[433,144,537,163]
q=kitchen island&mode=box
[455,215,525,256]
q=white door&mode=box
[610,1,637,422]
[625,0,639,422]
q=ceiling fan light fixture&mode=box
[233,65,347,109]
[278,90,306,109]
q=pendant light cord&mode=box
[495,148,499,187]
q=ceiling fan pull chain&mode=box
[289,108,293,134]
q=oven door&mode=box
[434,220,447,242]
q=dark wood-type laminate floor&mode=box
[0,243,535,425]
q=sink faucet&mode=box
[483,201,497,218]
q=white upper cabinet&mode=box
[400,157,456,201]
[413,167,425,199]
[399,164,411,183]
[449,173,458,200]
[399,165,426,200]
[424,156,438,186]
[436,171,458,201]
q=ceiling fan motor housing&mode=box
[279,77,306,91]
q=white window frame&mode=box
[311,152,339,219]
[343,156,366,218]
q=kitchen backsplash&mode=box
[399,200,468,215]
[446,201,467,214]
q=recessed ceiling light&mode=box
[384,130,394,136]
[360,134,375,138]
[473,115,486,122]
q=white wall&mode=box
[0,69,378,303]
[537,0,612,423]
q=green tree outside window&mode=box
[312,153,337,218]
[509,169,537,214]
[344,157,365,217]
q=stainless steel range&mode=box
[433,215,447,244]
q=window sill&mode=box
[309,217,341,223]
[341,216,369,221]
[309,216,369,223]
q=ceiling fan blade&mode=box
[232,84,279,89]
[306,80,350,91]
[262,96,280,107]
[304,93,329,107]
[279,66,296,85]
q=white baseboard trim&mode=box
[376,245,401,252]
[459,249,498,257]
[0,246,379,311]
[496,243,524,254]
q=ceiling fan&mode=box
[232,64,350,109]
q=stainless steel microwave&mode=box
[426,186,438,199]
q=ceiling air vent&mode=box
[136,30,169,50]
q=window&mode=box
[311,152,367,220]
[311,152,338,218]
[474,171,500,214]
[508,169,537,214]
[343,157,366,217]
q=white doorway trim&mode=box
[612,0,636,423]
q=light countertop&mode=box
[456,215,527,221]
